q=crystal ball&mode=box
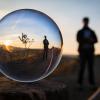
[0,9,63,82]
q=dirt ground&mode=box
[0,55,99,100]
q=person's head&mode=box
[44,35,47,39]
[83,17,89,27]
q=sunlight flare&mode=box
[3,40,12,46]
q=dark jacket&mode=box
[43,39,49,49]
[77,27,98,53]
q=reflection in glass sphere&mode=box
[0,9,63,82]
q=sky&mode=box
[0,0,100,55]
[0,9,62,49]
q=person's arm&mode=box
[43,40,45,45]
[91,31,98,44]
[47,40,49,45]
[77,31,81,43]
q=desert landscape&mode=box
[0,55,99,100]
[0,44,61,82]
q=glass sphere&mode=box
[0,9,63,82]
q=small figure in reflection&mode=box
[43,36,49,60]
[77,17,98,86]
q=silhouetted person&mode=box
[43,36,49,60]
[77,17,98,86]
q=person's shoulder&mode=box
[43,39,45,42]
[77,29,83,34]
[89,28,95,33]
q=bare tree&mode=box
[18,33,34,57]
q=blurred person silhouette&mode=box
[77,17,98,86]
[43,36,49,60]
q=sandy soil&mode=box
[0,55,99,100]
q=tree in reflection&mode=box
[18,33,34,57]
